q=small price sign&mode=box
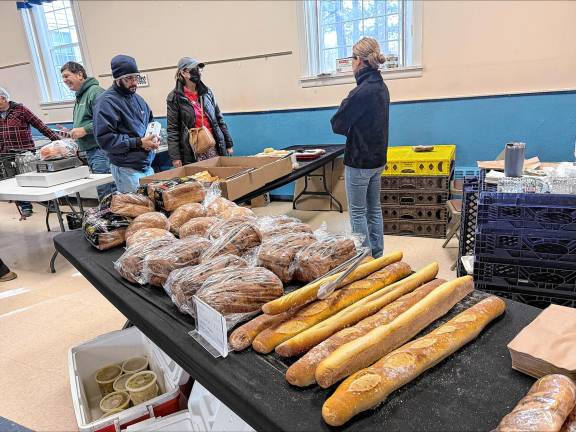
[189,296,228,358]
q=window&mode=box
[20,0,86,103]
[299,0,422,86]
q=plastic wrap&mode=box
[258,232,316,283]
[195,267,284,328]
[168,203,206,234]
[38,139,78,160]
[220,206,255,219]
[125,228,174,249]
[107,193,155,218]
[260,221,314,239]
[205,196,237,217]
[202,218,262,259]
[562,407,576,432]
[114,237,175,284]
[82,208,130,251]
[257,215,302,231]
[137,181,164,201]
[153,177,205,212]
[496,374,576,432]
[142,236,212,286]
[163,254,248,314]
[293,231,360,282]
[125,212,170,240]
[179,216,220,238]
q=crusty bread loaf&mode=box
[315,275,474,388]
[110,193,155,218]
[125,228,174,248]
[168,203,206,234]
[295,236,357,282]
[262,252,402,316]
[562,407,576,432]
[496,374,576,432]
[275,263,438,358]
[205,196,236,217]
[252,262,412,354]
[155,179,205,211]
[322,296,507,426]
[126,212,170,240]
[285,278,446,387]
[179,216,220,238]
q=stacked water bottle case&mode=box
[380,145,456,238]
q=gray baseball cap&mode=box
[177,57,205,71]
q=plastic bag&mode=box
[38,139,78,160]
[125,212,170,240]
[257,215,303,236]
[105,192,155,218]
[195,267,284,328]
[114,237,175,284]
[142,236,212,286]
[163,254,248,314]
[125,228,174,249]
[202,218,262,260]
[152,177,205,212]
[82,207,131,251]
[202,183,237,217]
[168,203,206,234]
[220,206,255,220]
[179,216,221,238]
[257,231,316,283]
[260,221,313,239]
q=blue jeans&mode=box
[110,164,154,193]
[85,147,116,200]
[345,165,385,258]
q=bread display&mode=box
[153,177,205,212]
[285,278,446,387]
[168,203,206,234]
[322,296,507,426]
[114,237,175,284]
[496,374,576,432]
[220,206,255,220]
[164,254,248,314]
[196,267,284,326]
[179,217,220,239]
[125,228,174,249]
[257,232,317,283]
[203,218,262,259]
[252,261,412,354]
[125,212,170,240]
[110,193,155,218]
[83,208,130,251]
[205,196,237,217]
[142,236,212,286]
[294,235,357,282]
[262,252,402,315]
[315,275,474,388]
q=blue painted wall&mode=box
[39,90,576,197]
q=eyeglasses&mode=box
[119,74,141,83]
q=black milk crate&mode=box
[380,190,449,206]
[477,192,576,231]
[473,257,576,297]
[457,176,480,276]
[385,220,447,238]
[475,284,576,309]
[382,205,447,222]
[475,228,576,265]
[380,175,450,191]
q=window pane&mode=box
[55,9,68,28]
[362,0,376,17]
[387,0,399,14]
[319,0,337,25]
[341,0,362,21]
[66,8,75,27]
[45,12,57,30]
[321,48,338,73]
[387,40,398,55]
[51,1,67,11]
[362,18,376,38]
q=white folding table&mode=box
[0,174,113,272]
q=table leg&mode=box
[76,192,84,213]
[292,172,310,209]
[45,206,51,232]
[54,199,66,232]
[322,164,343,213]
[50,250,58,273]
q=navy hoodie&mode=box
[93,83,154,170]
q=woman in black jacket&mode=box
[167,57,233,167]
[331,37,390,258]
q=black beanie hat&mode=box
[111,54,139,79]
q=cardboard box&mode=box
[140,156,292,201]
[293,159,348,212]
[246,193,270,208]
[330,158,348,211]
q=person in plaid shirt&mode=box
[0,86,59,216]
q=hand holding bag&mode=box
[188,96,216,155]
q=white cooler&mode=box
[68,327,188,432]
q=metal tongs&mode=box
[316,247,370,300]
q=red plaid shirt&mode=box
[0,102,59,153]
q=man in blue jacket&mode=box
[93,55,159,193]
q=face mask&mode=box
[189,68,201,83]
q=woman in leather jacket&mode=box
[166,57,233,166]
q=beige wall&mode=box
[1,0,576,124]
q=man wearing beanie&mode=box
[93,54,159,193]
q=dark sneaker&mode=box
[0,271,17,282]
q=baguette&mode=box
[276,265,442,358]
[316,275,474,388]
[229,308,301,351]
[286,278,446,387]
[322,296,507,426]
[262,252,402,315]
[252,261,412,354]
[496,374,576,432]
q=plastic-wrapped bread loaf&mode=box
[322,296,507,426]
[83,208,131,251]
[294,235,357,282]
[496,374,576,432]
[179,217,220,238]
[205,196,237,217]
[153,178,205,211]
[115,237,175,284]
[262,252,402,316]
[125,212,170,240]
[260,221,313,239]
[125,228,174,248]
[168,203,206,234]
[286,278,446,387]
[110,193,155,218]
[315,275,474,388]
[252,262,412,354]
[220,206,255,219]
[202,218,262,259]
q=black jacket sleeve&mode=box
[330,87,366,136]
[210,91,233,148]
[166,95,182,161]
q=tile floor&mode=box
[0,200,458,431]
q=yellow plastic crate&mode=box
[383,145,456,176]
